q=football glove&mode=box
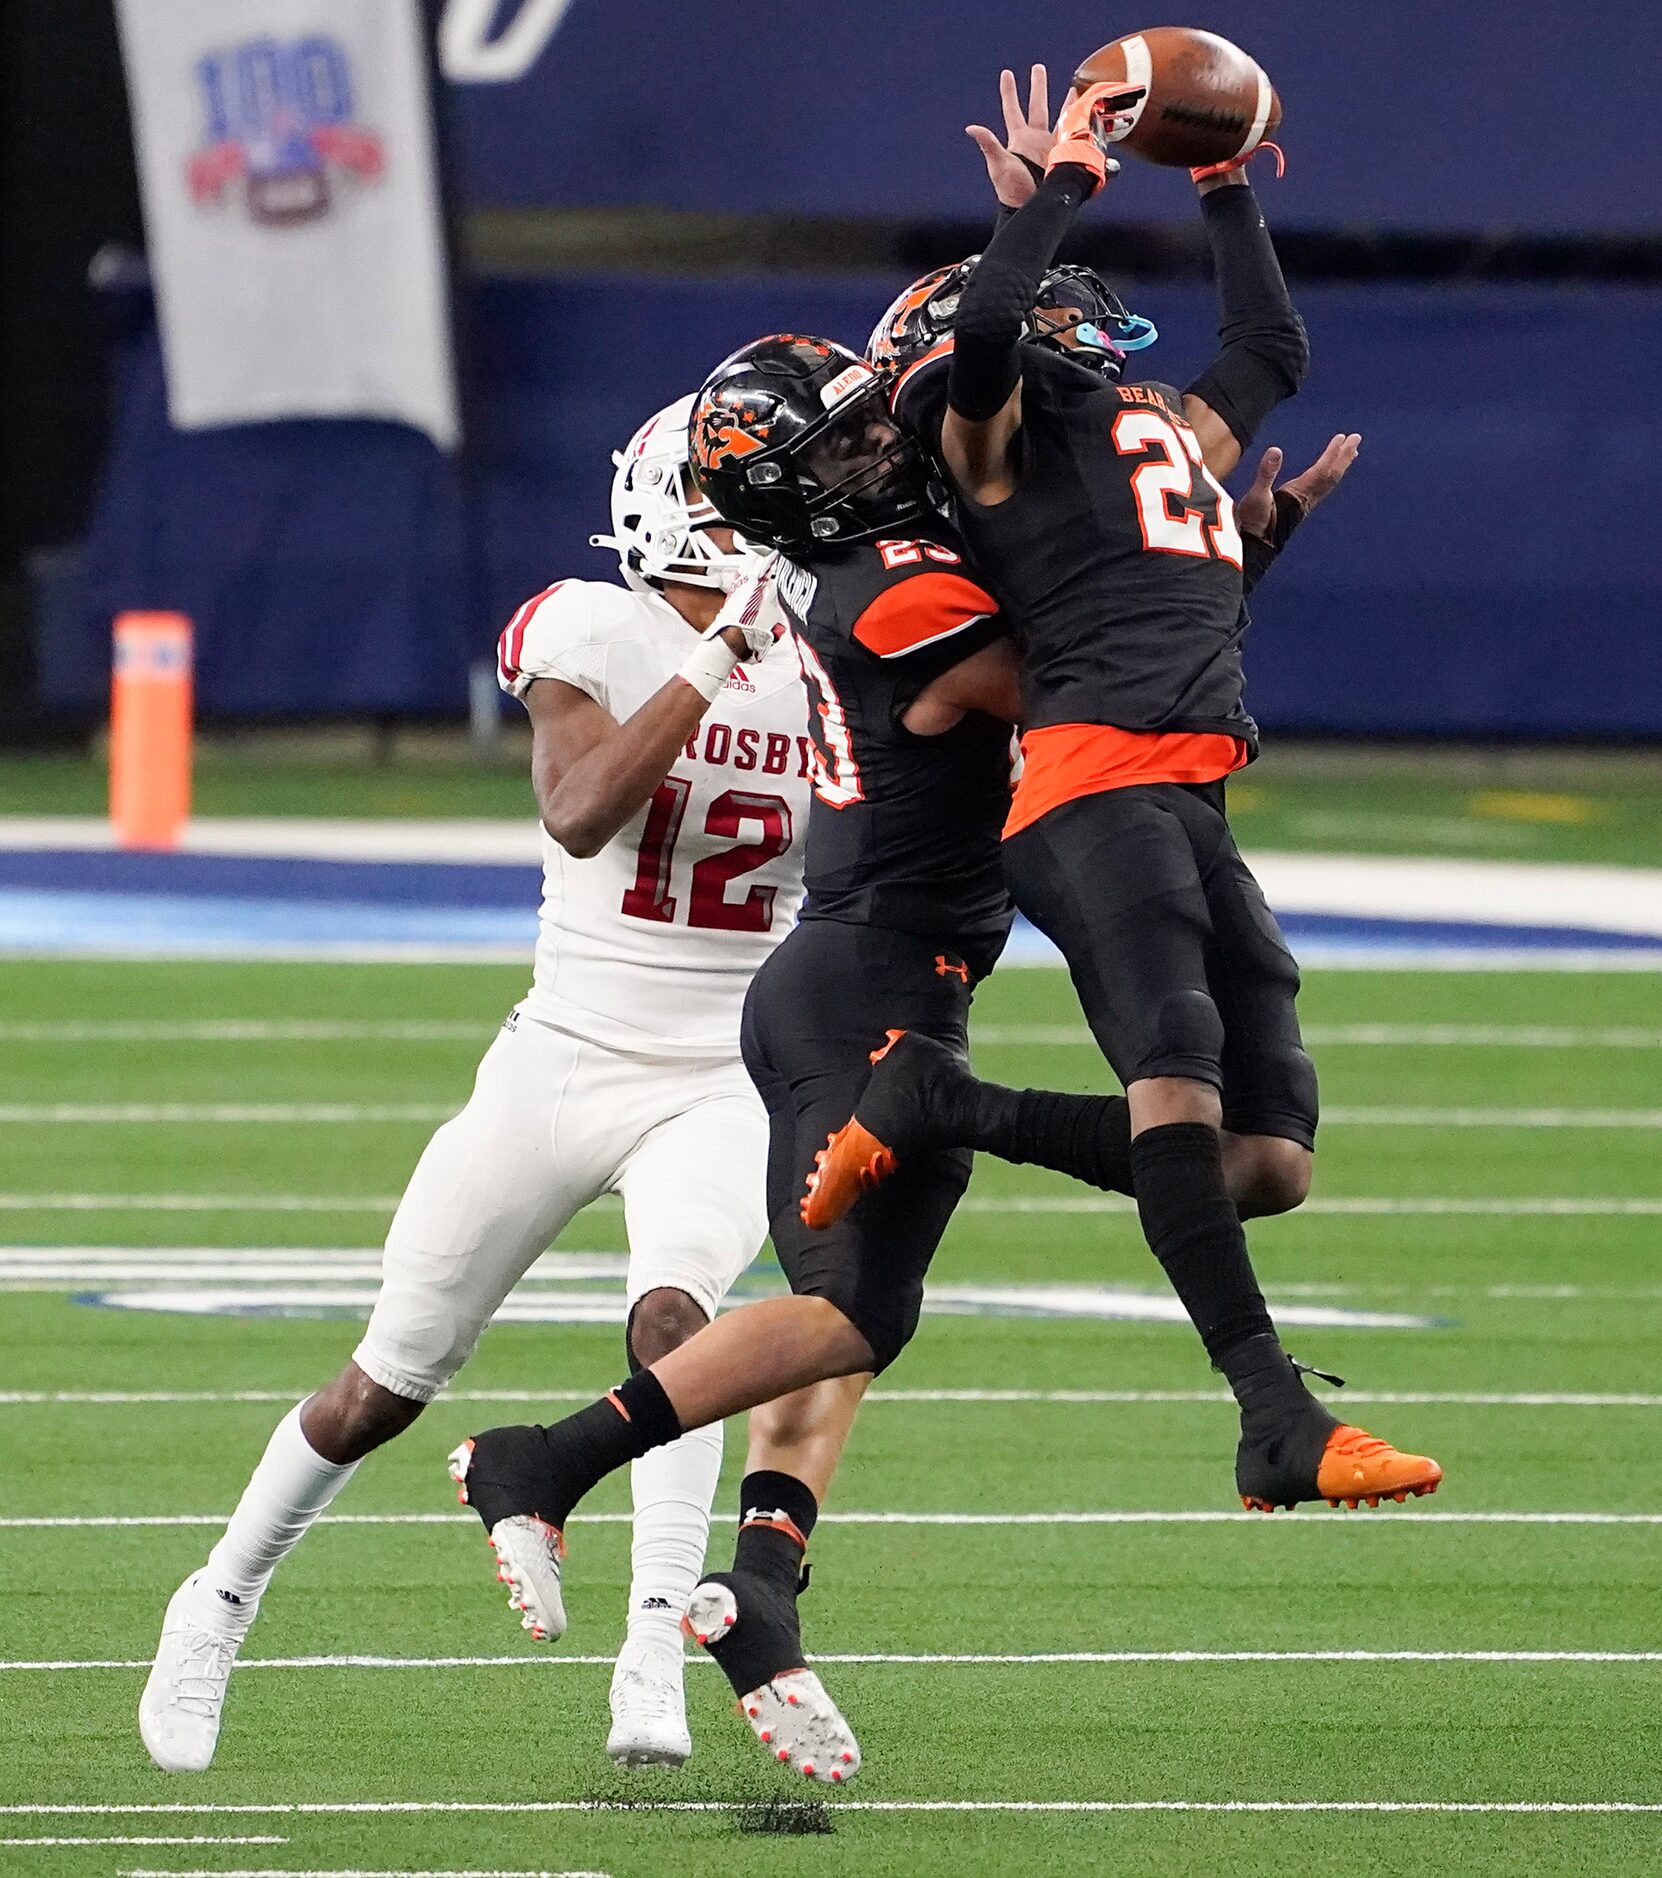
[706,556,786,662]
[1047,81,1141,192]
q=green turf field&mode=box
[2,960,1660,1876]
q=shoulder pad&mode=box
[497,580,644,697]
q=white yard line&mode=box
[0,816,545,863]
[2,1839,288,1849]
[3,1190,1658,1217]
[957,1194,1662,1216]
[1,1510,1656,1532]
[1325,1107,1662,1128]
[5,1103,1661,1127]
[5,1019,1658,1047]
[974,1023,1662,1049]
[6,1651,1660,1674]
[0,1193,404,1212]
[0,1105,453,1124]
[120,1870,605,1878]
[0,1249,626,1286]
[6,1800,1660,1818]
[4,1101,1662,1131]
[0,1021,489,1043]
[3,1389,1659,1409]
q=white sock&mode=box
[198,1405,358,1625]
[625,1420,724,1653]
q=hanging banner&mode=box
[116,0,459,448]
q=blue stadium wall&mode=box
[44,274,1660,737]
[444,0,1659,236]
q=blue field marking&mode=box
[0,889,535,955]
[1,845,1658,966]
[0,848,536,906]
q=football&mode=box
[1071,26,1280,170]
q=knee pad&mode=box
[1146,987,1226,1076]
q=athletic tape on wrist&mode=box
[677,635,740,703]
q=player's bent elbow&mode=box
[540,795,606,859]
[549,825,604,860]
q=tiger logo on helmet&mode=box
[693,395,774,474]
[689,335,936,554]
[866,261,977,375]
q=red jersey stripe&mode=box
[497,582,565,684]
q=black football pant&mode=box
[1001,779,1318,1145]
[740,917,978,1373]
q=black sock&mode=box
[1224,1332,1330,1442]
[705,1470,820,1695]
[1130,1122,1302,1421]
[472,1369,683,1532]
[965,1085,1133,1194]
[732,1469,820,1590]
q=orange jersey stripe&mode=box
[851,570,997,659]
[1004,723,1248,838]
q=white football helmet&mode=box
[590,394,759,594]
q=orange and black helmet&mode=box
[689,335,935,555]
[866,261,977,374]
[869,257,1158,384]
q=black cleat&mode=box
[683,1570,860,1785]
[1239,1404,1446,1513]
[1234,1392,1341,1511]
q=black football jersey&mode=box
[777,523,1016,973]
[895,346,1258,748]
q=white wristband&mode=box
[676,634,740,704]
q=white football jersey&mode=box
[498,578,811,1059]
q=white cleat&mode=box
[448,1440,566,1642]
[606,1634,692,1769]
[682,1580,860,1786]
[739,1669,861,1786]
[138,1574,249,1773]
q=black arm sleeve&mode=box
[1184,184,1309,450]
[1240,488,1307,596]
[949,163,1093,422]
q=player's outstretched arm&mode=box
[1235,432,1361,595]
[1183,171,1308,481]
[943,84,1120,503]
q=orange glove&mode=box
[1046,81,1141,193]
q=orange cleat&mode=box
[1240,1422,1443,1513]
[799,1029,909,1229]
[801,1118,897,1230]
